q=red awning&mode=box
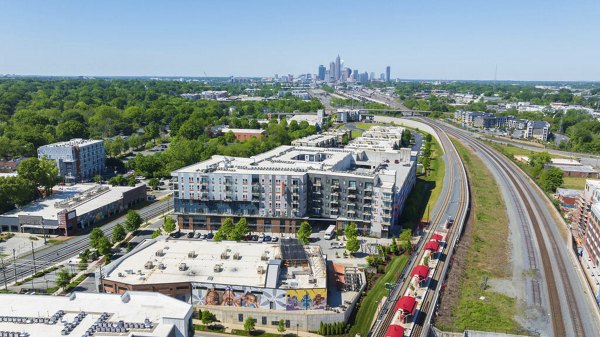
[393,296,417,314]
[385,324,405,337]
[411,265,429,280]
[431,233,443,242]
[424,240,440,251]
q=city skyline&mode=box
[1,1,599,81]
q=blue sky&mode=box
[1,0,599,81]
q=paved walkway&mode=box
[192,319,322,337]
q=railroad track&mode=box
[440,123,587,337]
[368,119,469,337]
[0,199,173,286]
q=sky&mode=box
[0,0,599,81]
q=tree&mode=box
[390,237,399,255]
[124,210,143,232]
[229,217,250,241]
[93,174,102,184]
[148,178,160,190]
[163,216,177,233]
[97,236,112,257]
[277,319,286,335]
[344,222,358,239]
[540,167,564,193]
[151,228,162,238]
[89,228,105,249]
[346,236,360,255]
[201,310,217,325]
[297,221,312,244]
[425,133,433,143]
[243,317,256,335]
[17,157,59,195]
[55,268,71,289]
[111,224,126,243]
[214,217,234,241]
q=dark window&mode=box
[285,320,290,328]
[262,317,267,325]
[238,314,244,322]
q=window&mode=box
[262,317,267,325]
[238,314,244,322]
[285,320,290,328]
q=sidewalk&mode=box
[192,319,323,337]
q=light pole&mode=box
[296,323,299,337]
[12,249,17,283]
[1,258,7,290]
[31,242,37,275]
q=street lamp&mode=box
[296,323,299,337]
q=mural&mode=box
[285,289,327,310]
[191,283,287,310]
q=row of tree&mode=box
[88,210,143,260]
[319,321,347,336]
[526,152,564,193]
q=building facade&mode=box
[171,144,415,237]
[37,138,105,181]
[526,120,551,141]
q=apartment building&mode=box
[171,145,415,238]
[526,120,551,141]
[291,131,346,148]
[37,138,105,181]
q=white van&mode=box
[324,225,336,240]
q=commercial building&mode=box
[98,238,363,331]
[0,183,146,236]
[0,291,193,337]
[318,65,326,81]
[385,66,391,82]
[181,91,229,101]
[220,128,265,141]
[171,142,416,237]
[38,139,105,182]
[548,164,599,178]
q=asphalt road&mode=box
[437,120,600,337]
[0,198,172,288]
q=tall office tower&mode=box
[386,66,391,82]
[329,62,336,81]
[318,65,326,81]
[370,72,375,81]
[345,68,351,79]
[353,69,359,80]
[341,69,348,82]
[335,55,341,80]
[380,73,385,81]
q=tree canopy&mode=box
[297,221,312,245]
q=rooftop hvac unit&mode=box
[257,266,265,274]
[158,263,166,270]
[214,264,223,273]
[308,278,317,284]
[179,263,187,271]
[155,249,164,257]
[220,251,229,259]
[188,251,196,258]
[144,261,153,270]
[233,252,241,260]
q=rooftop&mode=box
[221,128,265,134]
[548,164,598,174]
[0,291,191,337]
[102,238,327,289]
[1,183,143,221]
[39,138,103,148]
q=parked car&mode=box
[206,232,214,240]
[199,233,206,240]
[187,232,194,238]
[264,236,272,242]
[194,232,202,239]
[170,231,181,238]
[271,237,279,243]
[243,234,252,241]
[251,235,259,241]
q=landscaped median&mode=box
[434,139,521,333]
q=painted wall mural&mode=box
[191,283,287,310]
[285,289,327,310]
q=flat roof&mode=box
[549,164,598,173]
[221,128,265,134]
[1,183,142,221]
[103,238,326,289]
[39,138,103,148]
[0,291,191,337]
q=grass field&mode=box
[353,122,378,131]
[348,255,409,337]
[398,136,445,229]
[560,176,587,190]
[436,139,520,333]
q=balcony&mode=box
[364,186,373,192]
[313,180,322,187]
[348,185,357,191]
[331,185,340,192]
[292,188,299,195]
[348,194,357,199]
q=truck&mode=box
[324,225,336,240]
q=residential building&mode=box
[508,118,528,130]
[0,291,193,337]
[291,131,347,148]
[171,143,416,238]
[0,183,146,236]
[526,120,551,141]
[220,128,265,141]
[38,138,105,182]
[572,180,600,241]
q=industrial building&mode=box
[98,238,363,331]
[37,138,105,182]
[0,183,146,236]
[0,291,193,337]
[170,139,416,237]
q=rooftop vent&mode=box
[158,263,166,270]
[188,251,197,258]
[233,252,241,260]
[179,263,187,271]
[214,264,223,273]
[155,249,164,257]
[257,266,265,274]
[144,261,154,270]
[220,250,229,260]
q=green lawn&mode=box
[353,122,378,131]
[348,255,409,337]
[398,136,445,228]
[487,141,566,159]
[561,176,587,190]
[436,139,520,333]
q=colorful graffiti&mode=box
[285,289,327,310]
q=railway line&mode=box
[0,199,173,287]
[437,121,599,337]
[368,117,469,337]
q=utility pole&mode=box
[1,258,7,290]
[31,241,37,275]
[13,249,17,284]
